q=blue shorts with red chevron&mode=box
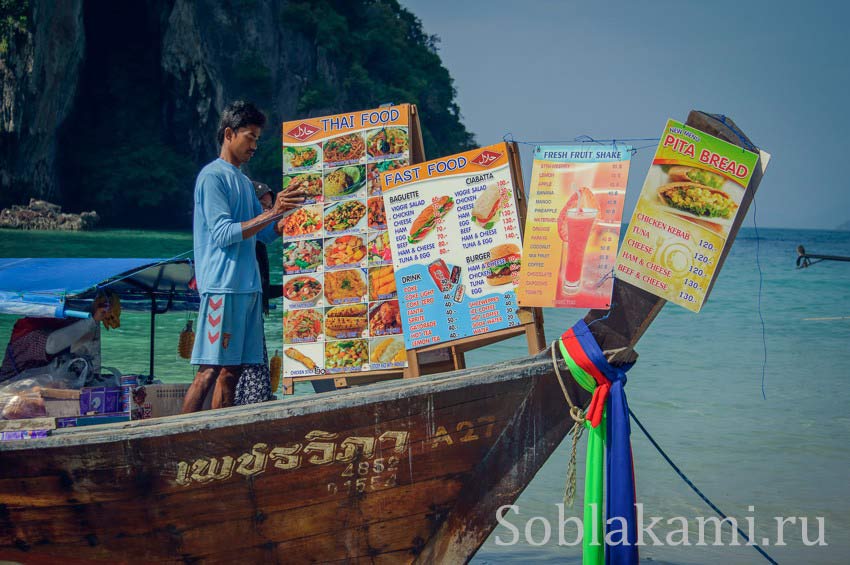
[191,292,264,366]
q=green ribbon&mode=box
[559,340,605,565]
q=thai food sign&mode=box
[517,145,631,308]
[616,119,759,312]
[280,105,422,377]
[382,142,524,349]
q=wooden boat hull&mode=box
[0,349,589,563]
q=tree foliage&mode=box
[245,0,476,189]
[0,0,29,55]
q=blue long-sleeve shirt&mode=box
[192,158,277,294]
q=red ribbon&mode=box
[562,328,611,428]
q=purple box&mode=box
[78,388,91,415]
[89,387,106,414]
[80,386,124,415]
[0,430,49,441]
[104,388,119,413]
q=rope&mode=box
[502,133,660,156]
[551,342,585,507]
[629,408,778,565]
[751,197,768,399]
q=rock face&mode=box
[0,1,86,206]
[0,199,99,230]
[0,0,475,228]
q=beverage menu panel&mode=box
[518,145,631,309]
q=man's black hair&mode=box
[217,101,267,145]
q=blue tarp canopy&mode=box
[0,258,198,318]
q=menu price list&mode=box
[518,145,631,309]
[615,119,759,312]
[616,212,720,310]
[382,143,524,350]
[281,106,413,378]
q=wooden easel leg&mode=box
[451,346,466,370]
[282,377,294,395]
[526,308,546,354]
[403,349,421,378]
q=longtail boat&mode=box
[0,111,768,563]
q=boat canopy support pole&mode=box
[150,296,156,379]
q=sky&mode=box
[401,0,850,229]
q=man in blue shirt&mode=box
[183,101,303,412]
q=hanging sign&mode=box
[280,104,425,377]
[517,144,631,308]
[616,119,758,311]
[382,142,524,349]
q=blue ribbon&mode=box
[572,320,638,564]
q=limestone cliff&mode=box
[1,0,85,206]
[0,0,475,228]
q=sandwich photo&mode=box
[484,243,522,286]
[667,166,725,189]
[408,195,454,244]
[471,184,501,229]
[657,182,739,220]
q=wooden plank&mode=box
[0,418,57,432]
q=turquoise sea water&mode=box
[1,227,848,564]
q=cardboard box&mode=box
[129,383,211,420]
[40,388,81,418]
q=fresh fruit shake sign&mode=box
[280,104,424,377]
[616,119,759,312]
[382,142,524,349]
[517,145,632,308]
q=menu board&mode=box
[517,145,631,309]
[382,142,524,349]
[616,119,759,312]
[280,104,423,377]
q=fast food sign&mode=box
[382,142,524,349]
[517,145,631,309]
[280,104,423,378]
[616,119,759,312]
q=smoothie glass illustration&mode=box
[557,186,599,293]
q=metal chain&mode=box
[564,420,584,507]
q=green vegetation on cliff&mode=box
[0,0,29,55]
[245,0,476,198]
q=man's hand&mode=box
[273,188,306,215]
[241,187,306,240]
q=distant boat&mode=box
[796,245,850,268]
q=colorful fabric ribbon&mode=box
[560,320,638,565]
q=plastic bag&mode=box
[0,356,91,420]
